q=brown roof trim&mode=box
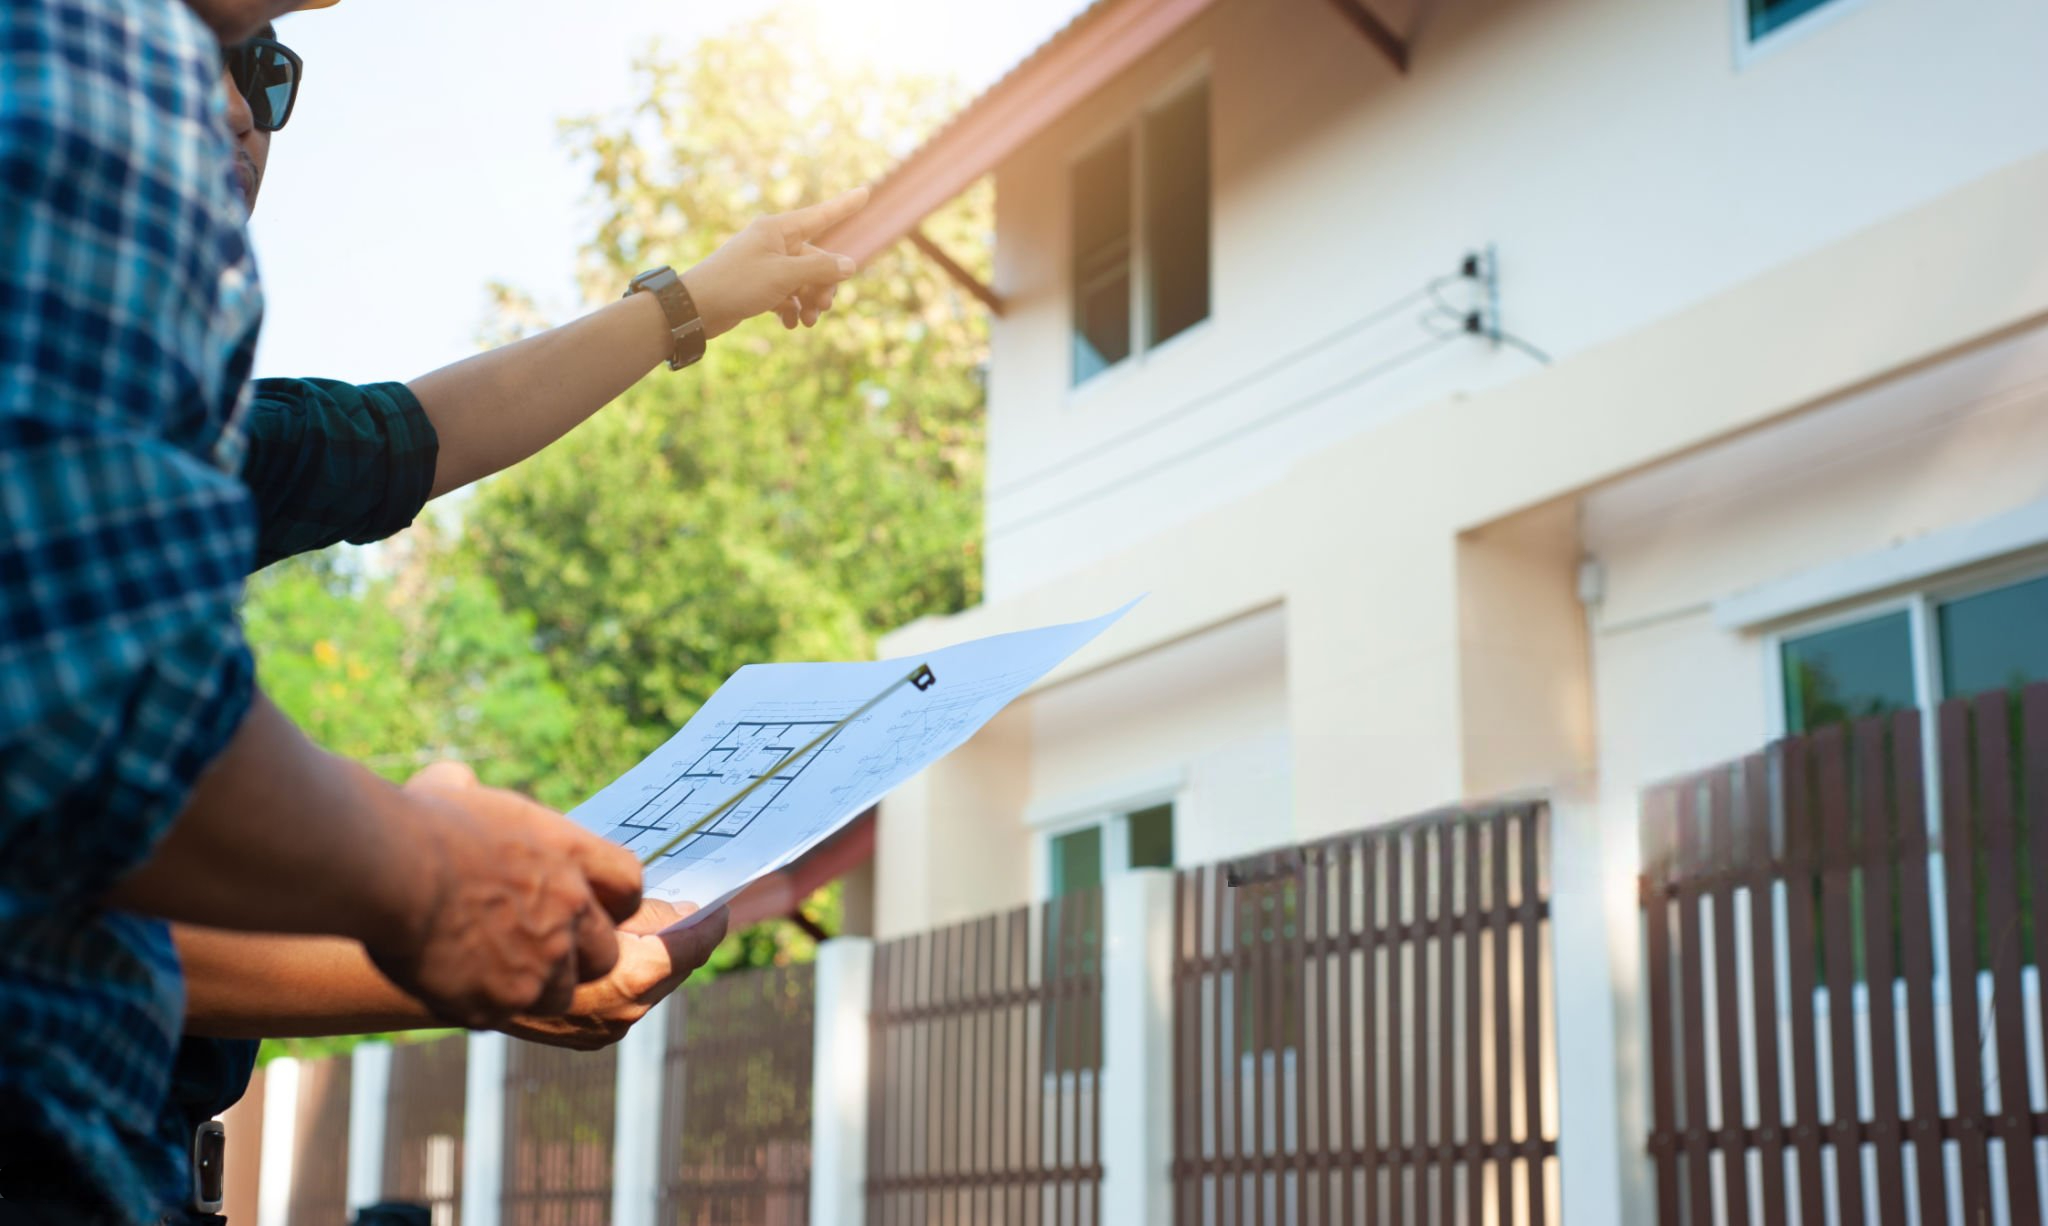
[821,0,1219,265]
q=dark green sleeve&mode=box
[238,377,440,569]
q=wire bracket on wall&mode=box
[1432,244,1552,366]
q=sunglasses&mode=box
[223,37,302,133]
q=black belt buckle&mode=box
[189,1119,226,1214]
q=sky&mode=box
[248,0,1091,383]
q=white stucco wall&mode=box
[1584,321,2048,804]
[982,0,2048,598]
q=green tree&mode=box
[459,10,991,957]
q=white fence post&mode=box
[461,1030,508,1226]
[612,996,673,1226]
[256,1057,300,1226]
[1551,792,1633,1226]
[1102,869,1176,1226]
[810,936,875,1226]
[346,1040,392,1214]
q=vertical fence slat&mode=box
[1491,807,1517,1226]
[1437,824,1458,1226]
[1390,827,1411,1226]
[1676,780,1717,1226]
[1973,690,2042,1223]
[1742,751,1790,1226]
[1892,706,1951,1226]
[1814,725,1870,1226]
[1853,715,1908,1224]
[1464,821,1487,1226]
[1780,737,1829,1226]
[1941,698,1994,1226]
[1349,837,1370,1226]
[1412,829,1432,1224]
[1521,806,1550,1226]
[1644,785,1683,1226]
[1708,770,1753,1226]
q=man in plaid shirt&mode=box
[0,2,652,1219]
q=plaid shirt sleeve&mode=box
[241,377,440,569]
[0,1,267,1218]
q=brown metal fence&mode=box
[383,1032,468,1223]
[660,964,815,1225]
[287,1053,352,1226]
[866,889,1105,1226]
[1173,802,1560,1226]
[502,1041,617,1226]
[1640,683,2048,1226]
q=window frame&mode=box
[1064,66,1213,392]
[1029,771,1184,902]
[1764,558,2048,740]
[1730,0,1874,69]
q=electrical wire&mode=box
[992,328,1463,538]
[988,271,1471,502]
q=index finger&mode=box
[571,831,644,923]
[785,186,871,242]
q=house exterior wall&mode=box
[981,0,2048,599]
[880,140,2048,936]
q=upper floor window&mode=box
[1071,80,1211,386]
[1779,570,2048,734]
[1742,0,1850,48]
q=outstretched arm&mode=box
[413,188,869,498]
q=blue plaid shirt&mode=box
[1,0,264,1220]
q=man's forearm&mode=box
[175,926,431,1038]
[411,291,672,498]
[105,690,429,949]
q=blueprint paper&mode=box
[569,600,1138,929]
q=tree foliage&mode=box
[244,8,988,1066]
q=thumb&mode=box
[571,831,644,923]
[791,248,856,289]
[405,760,479,792]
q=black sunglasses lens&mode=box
[252,47,297,131]
[225,42,297,132]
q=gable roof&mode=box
[823,0,1219,264]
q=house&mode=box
[819,0,2048,1215]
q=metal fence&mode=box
[287,1052,353,1226]
[661,964,816,1225]
[1173,802,1560,1226]
[866,889,1105,1226]
[384,1032,468,1224]
[1640,683,2048,1226]
[501,1041,618,1226]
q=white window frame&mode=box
[1065,64,1213,394]
[1730,0,1875,70]
[1763,557,2048,740]
[1028,769,1184,902]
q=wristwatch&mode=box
[624,265,706,371]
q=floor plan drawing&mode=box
[568,600,1139,928]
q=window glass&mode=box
[1780,610,1915,733]
[1747,0,1842,41]
[1144,82,1210,347]
[1050,825,1102,898]
[1127,803,1175,870]
[1071,134,1133,384]
[1939,574,2048,700]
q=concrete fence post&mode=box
[255,1056,300,1226]
[1102,869,1177,1226]
[346,1040,392,1214]
[809,936,875,1226]
[460,1030,508,1226]
[1551,792,1635,1226]
[612,996,673,1226]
